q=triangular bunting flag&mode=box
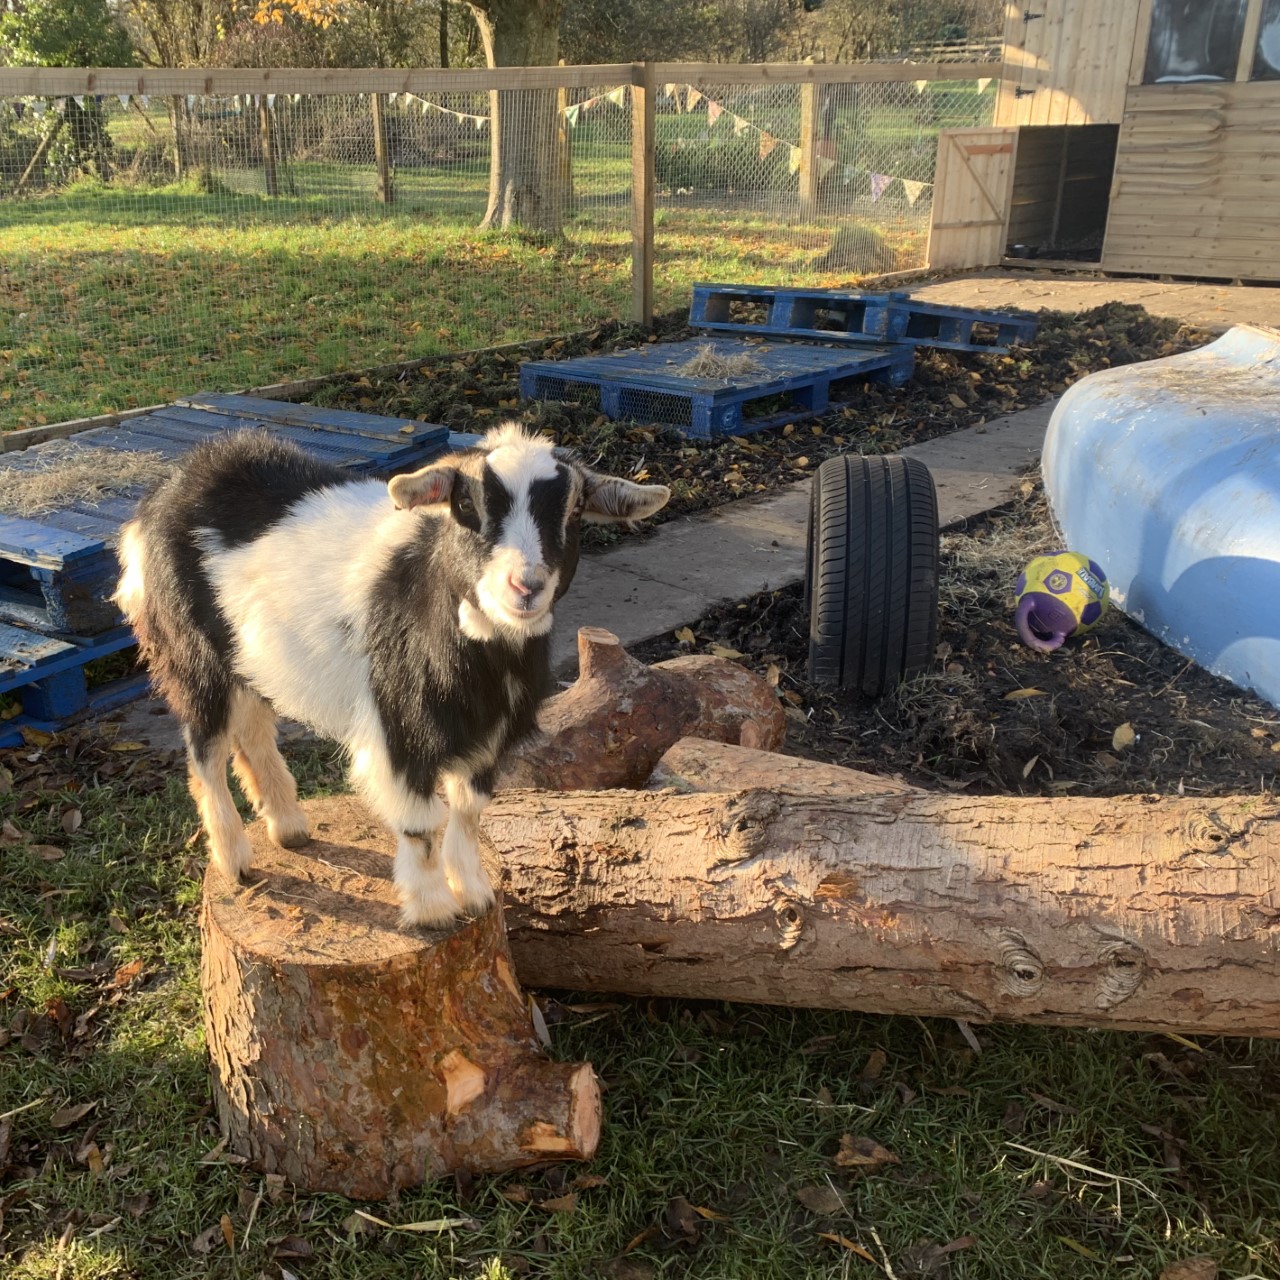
[13,102,23,120]
[759,133,778,160]
[75,95,87,108]
[662,83,678,98]
[30,100,45,118]
[870,172,892,201]
[687,87,703,109]
[707,100,723,126]
[787,145,802,175]
[581,95,599,111]
[118,94,130,109]
[564,102,581,126]
[266,93,276,109]
[291,93,301,104]
[914,80,927,94]
[476,115,486,129]
[184,94,195,110]
[604,85,627,107]
[842,164,854,184]
[140,95,150,109]
[816,155,836,181]
[977,77,992,93]
[732,113,750,137]
[901,178,926,206]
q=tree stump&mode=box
[201,794,600,1199]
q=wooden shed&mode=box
[928,0,1280,281]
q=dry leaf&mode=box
[765,663,781,688]
[947,392,967,409]
[111,959,144,988]
[109,741,147,752]
[191,1222,224,1254]
[860,1048,887,1081]
[1159,1258,1218,1280]
[0,820,25,845]
[708,644,744,660]
[834,1134,900,1171]
[79,1140,105,1175]
[540,1193,578,1214]
[1094,750,1120,771]
[817,1233,877,1263]
[0,765,12,795]
[272,1235,312,1258]
[1058,1236,1102,1260]
[108,914,129,935]
[691,1205,730,1221]
[60,808,83,835]
[572,1174,608,1190]
[32,845,64,862]
[1022,754,1039,779]
[50,1100,97,1129]
[796,1185,845,1215]
[220,1213,235,1253]
[674,627,695,644]
[351,1209,476,1233]
[1003,687,1046,700]
[499,1183,531,1203]
[1112,722,1137,751]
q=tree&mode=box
[467,0,565,234]
[0,0,135,187]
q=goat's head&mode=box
[388,423,670,640]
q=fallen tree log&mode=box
[501,627,785,791]
[489,739,1280,1037]
[202,795,600,1198]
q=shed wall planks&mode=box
[997,0,1144,127]
[1102,81,1280,280]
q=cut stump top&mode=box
[205,793,476,967]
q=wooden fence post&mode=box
[798,75,820,218]
[556,60,574,213]
[630,61,656,327]
[258,94,278,198]
[170,96,185,178]
[371,91,393,203]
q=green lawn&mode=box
[1,740,1278,1279]
[1,80,988,434]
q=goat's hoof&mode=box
[269,817,311,849]
[450,875,496,919]
[210,835,254,883]
[399,898,463,932]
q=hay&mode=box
[675,344,765,380]
[0,446,175,522]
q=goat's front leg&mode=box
[442,772,496,917]
[353,748,459,928]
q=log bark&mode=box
[201,795,600,1198]
[501,627,786,791]
[489,739,1280,1037]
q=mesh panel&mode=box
[0,70,996,434]
[615,388,693,428]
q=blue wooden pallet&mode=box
[519,338,915,439]
[0,397,460,742]
[689,284,1038,353]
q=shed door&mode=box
[926,128,1018,270]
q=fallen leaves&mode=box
[49,1100,97,1130]
[1112,721,1137,751]
[834,1134,900,1172]
[1159,1258,1218,1280]
[350,1209,477,1233]
[795,1184,846,1215]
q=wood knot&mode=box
[1182,810,1236,855]
[994,931,1044,998]
[1095,941,1145,1009]
[774,900,804,951]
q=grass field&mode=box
[1,736,1278,1280]
[0,85,960,434]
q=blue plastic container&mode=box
[1043,324,1280,705]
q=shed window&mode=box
[1255,0,1280,79]
[1143,0,1249,83]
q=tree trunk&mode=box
[502,627,785,791]
[202,795,600,1198]
[489,739,1280,1038]
[468,0,565,233]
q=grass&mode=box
[1,86,967,434]
[2,740,1279,1279]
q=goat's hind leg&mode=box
[229,688,309,849]
[442,773,496,918]
[186,726,253,881]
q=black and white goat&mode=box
[115,424,669,926]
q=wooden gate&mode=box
[926,128,1018,270]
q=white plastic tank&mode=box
[1042,324,1280,706]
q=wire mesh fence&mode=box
[0,64,997,434]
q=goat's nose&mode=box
[509,569,545,597]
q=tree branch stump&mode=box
[502,627,786,791]
[488,739,1280,1038]
[201,794,600,1198]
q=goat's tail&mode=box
[113,519,149,642]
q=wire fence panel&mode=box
[651,76,997,314]
[0,65,997,435]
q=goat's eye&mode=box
[456,491,475,516]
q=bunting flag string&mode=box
[869,172,892,201]
[977,77,992,93]
[901,178,926,206]
[401,92,489,126]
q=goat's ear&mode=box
[582,472,671,525]
[388,463,456,511]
